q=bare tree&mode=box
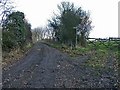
[44,27,53,39]
[0,0,14,25]
[32,27,53,43]
[32,27,45,43]
[74,11,94,47]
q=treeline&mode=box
[1,1,94,52]
[2,11,32,52]
[32,2,93,48]
[47,2,93,47]
[0,0,32,52]
[32,27,52,43]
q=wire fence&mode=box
[86,37,120,51]
[87,37,120,42]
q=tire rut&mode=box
[2,42,118,88]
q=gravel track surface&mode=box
[2,42,118,89]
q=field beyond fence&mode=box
[87,37,120,42]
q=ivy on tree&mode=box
[2,11,32,51]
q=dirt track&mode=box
[2,42,118,88]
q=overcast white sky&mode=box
[13,0,119,38]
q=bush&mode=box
[2,11,32,52]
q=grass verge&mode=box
[2,42,33,68]
[44,40,119,70]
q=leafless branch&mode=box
[0,0,14,25]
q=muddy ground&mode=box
[2,42,118,89]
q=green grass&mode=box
[85,50,108,68]
[84,41,119,69]
[45,40,119,69]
